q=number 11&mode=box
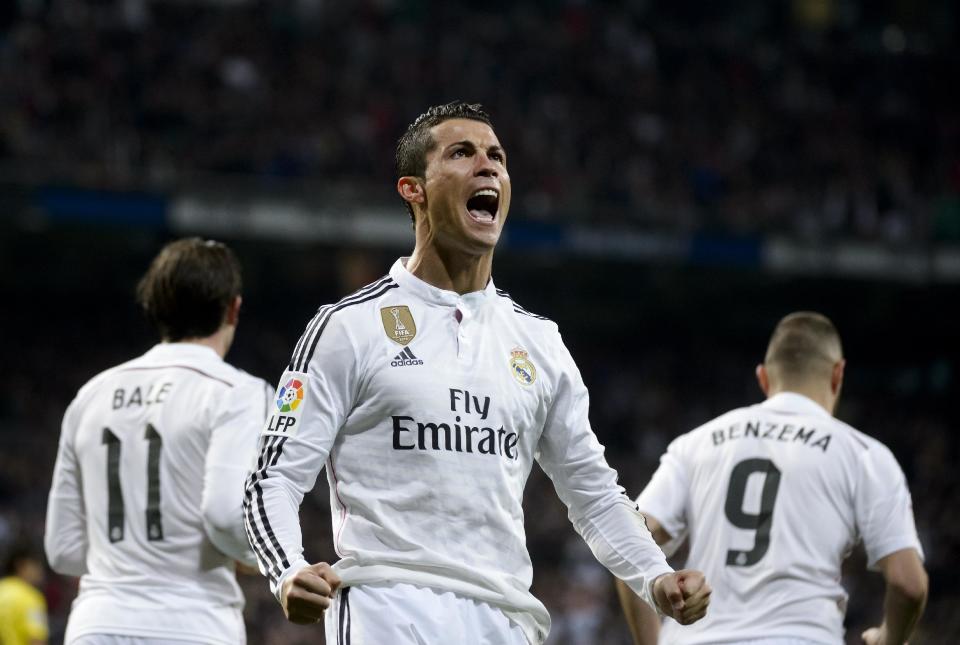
[101,424,164,543]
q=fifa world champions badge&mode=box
[510,347,537,386]
[380,305,417,346]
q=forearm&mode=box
[203,463,258,565]
[44,479,88,575]
[880,579,927,644]
[243,446,312,598]
[572,495,673,609]
[616,577,660,645]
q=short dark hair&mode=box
[3,542,41,577]
[764,311,843,385]
[136,238,242,342]
[395,101,493,223]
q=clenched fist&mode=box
[280,562,342,625]
[652,569,711,625]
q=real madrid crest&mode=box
[380,305,417,346]
[509,347,537,386]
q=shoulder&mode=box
[0,578,43,606]
[224,366,271,395]
[839,423,903,472]
[72,356,141,405]
[687,405,756,438]
[494,287,555,325]
[289,274,398,371]
[811,416,884,461]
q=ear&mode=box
[756,364,770,397]
[831,359,845,395]
[397,176,425,207]
[225,295,242,327]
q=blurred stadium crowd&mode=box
[1,0,959,644]
[1,0,959,240]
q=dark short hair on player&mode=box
[2,542,41,577]
[764,311,843,384]
[136,238,242,342]
[395,101,494,224]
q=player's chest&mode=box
[356,304,548,437]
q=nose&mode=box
[474,153,498,177]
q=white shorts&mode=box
[692,640,828,645]
[69,638,213,645]
[63,594,244,645]
[325,582,529,645]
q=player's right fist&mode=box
[653,569,711,625]
[280,562,342,624]
[862,626,903,645]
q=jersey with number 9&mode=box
[636,392,923,645]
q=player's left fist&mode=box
[652,569,711,625]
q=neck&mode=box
[770,384,835,415]
[174,327,232,359]
[406,243,493,294]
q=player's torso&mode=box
[329,287,553,567]
[70,346,238,590]
[674,402,861,642]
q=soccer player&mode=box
[44,238,272,644]
[244,101,711,645]
[0,543,48,645]
[617,312,928,645]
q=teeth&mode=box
[472,189,498,198]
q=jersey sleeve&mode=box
[635,436,690,556]
[535,336,673,610]
[243,312,360,599]
[854,441,924,570]
[201,376,269,566]
[44,397,90,577]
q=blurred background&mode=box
[1,0,958,643]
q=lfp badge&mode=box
[509,347,537,386]
[276,377,305,412]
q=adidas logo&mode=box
[391,347,424,367]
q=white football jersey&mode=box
[45,343,271,644]
[244,258,673,645]
[637,392,923,644]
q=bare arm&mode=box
[861,548,928,645]
[616,513,676,645]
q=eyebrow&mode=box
[447,141,507,157]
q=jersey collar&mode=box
[144,342,222,362]
[760,391,832,419]
[390,257,497,308]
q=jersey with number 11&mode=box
[45,343,270,643]
[637,392,923,644]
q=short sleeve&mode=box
[854,442,923,570]
[636,437,690,554]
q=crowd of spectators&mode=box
[1,235,957,643]
[1,0,959,242]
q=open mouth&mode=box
[466,189,499,223]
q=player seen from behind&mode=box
[617,312,927,645]
[44,238,272,644]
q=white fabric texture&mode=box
[637,392,923,645]
[46,343,269,643]
[324,582,528,645]
[244,259,673,645]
